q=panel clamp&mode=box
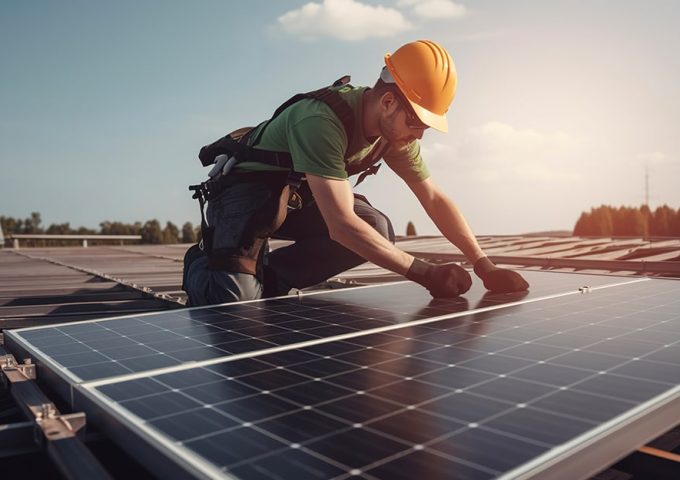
[1,355,36,380]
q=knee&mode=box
[361,210,396,243]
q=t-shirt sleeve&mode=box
[287,114,349,180]
[383,140,430,184]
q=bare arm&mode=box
[408,177,486,263]
[306,174,414,275]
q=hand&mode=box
[406,258,472,298]
[473,257,529,293]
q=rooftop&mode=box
[1,235,679,479]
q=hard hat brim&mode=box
[407,98,449,133]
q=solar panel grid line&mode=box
[7,274,678,480]
[241,323,679,443]
[496,386,680,480]
[6,272,664,440]
[5,291,405,387]
[76,277,650,390]
[73,294,676,478]
[326,419,532,480]
[6,272,644,396]
[7,276,672,414]
[70,278,680,480]
[73,382,237,480]
[76,379,505,480]
[84,351,500,476]
[9,280,405,333]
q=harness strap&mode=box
[188,183,213,253]
[354,163,382,187]
[201,78,356,170]
[348,138,391,187]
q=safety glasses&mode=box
[395,96,429,130]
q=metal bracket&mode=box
[17,358,36,380]
[0,352,109,478]
[36,412,87,442]
[1,356,36,380]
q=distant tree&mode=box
[650,205,674,236]
[640,204,653,229]
[630,209,649,237]
[76,226,97,235]
[24,212,43,234]
[590,206,613,236]
[99,221,142,236]
[45,222,71,235]
[573,211,593,236]
[181,222,197,244]
[162,221,180,244]
[611,207,628,236]
[405,221,417,236]
[141,219,163,244]
[574,204,660,237]
[611,206,648,236]
[672,209,680,236]
[0,216,17,236]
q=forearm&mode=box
[329,214,414,276]
[425,190,529,292]
[427,194,486,264]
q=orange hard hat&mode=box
[384,40,457,132]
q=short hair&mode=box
[372,71,416,116]
[372,78,397,96]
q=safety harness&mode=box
[189,76,389,276]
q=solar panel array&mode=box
[7,271,625,387]
[6,271,680,479]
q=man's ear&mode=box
[380,91,398,113]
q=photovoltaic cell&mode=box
[6,270,628,388]
[64,277,680,479]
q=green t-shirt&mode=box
[237,85,430,184]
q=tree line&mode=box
[573,205,680,237]
[1,212,200,247]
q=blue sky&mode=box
[2,0,679,235]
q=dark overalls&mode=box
[183,183,394,306]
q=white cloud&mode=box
[464,121,574,157]
[426,121,580,183]
[277,0,412,41]
[637,151,677,166]
[397,0,467,20]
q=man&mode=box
[183,40,528,306]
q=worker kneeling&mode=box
[183,40,529,307]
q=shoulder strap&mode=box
[199,76,356,171]
[252,77,355,155]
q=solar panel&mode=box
[6,272,679,479]
[5,270,630,400]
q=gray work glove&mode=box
[474,257,529,293]
[406,258,472,298]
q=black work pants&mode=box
[265,193,396,296]
[184,186,395,305]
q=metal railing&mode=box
[7,234,142,248]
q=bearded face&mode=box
[378,106,419,149]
